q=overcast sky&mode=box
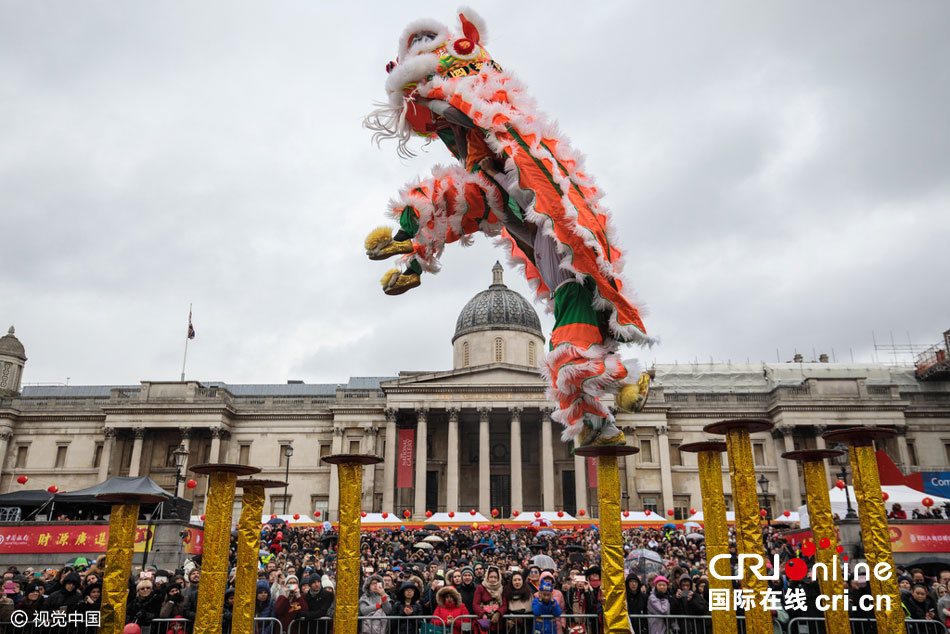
[3,1,949,386]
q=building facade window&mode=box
[753,442,766,466]
[54,445,68,468]
[907,441,918,466]
[494,337,504,363]
[463,342,470,367]
[528,341,536,366]
[312,496,329,518]
[673,495,690,520]
[670,443,682,466]
[638,439,653,463]
[319,443,330,459]
[348,440,360,454]
[15,446,28,469]
[642,496,658,512]
[238,444,250,465]
[93,443,103,468]
[270,495,290,514]
[279,444,293,467]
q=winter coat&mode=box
[360,575,393,634]
[255,580,276,634]
[458,582,478,615]
[127,589,163,629]
[393,582,424,634]
[647,590,672,634]
[159,590,189,619]
[433,586,469,634]
[47,573,84,613]
[222,589,235,634]
[625,575,648,634]
[531,596,562,634]
[474,583,506,618]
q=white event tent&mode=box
[797,485,950,528]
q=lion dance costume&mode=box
[364,8,655,447]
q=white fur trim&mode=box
[385,54,441,103]
[397,19,449,61]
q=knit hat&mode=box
[321,575,334,590]
[540,580,553,592]
[654,576,669,586]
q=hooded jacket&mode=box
[393,581,423,634]
[433,586,468,634]
[255,580,276,634]
[47,572,83,613]
[360,575,392,634]
[625,573,648,632]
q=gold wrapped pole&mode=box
[99,503,140,634]
[705,420,772,634]
[191,463,260,634]
[824,429,903,634]
[681,442,737,634]
[324,453,383,634]
[233,479,285,634]
[782,450,850,634]
[575,444,638,634]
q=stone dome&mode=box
[452,262,542,343]
[0,326,26,361]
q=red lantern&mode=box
[882,491,890,501]
[425,510,432,518]
[578,510,586,517]
[270,514,277,519]
[834,480,846,490]
[759,509,767,518]
[200,514,206,521]
[471,523,478,530]
[923,497,934,508]
[557,510,564,518]
[623,511,629,518]
[783,510,791,518]
[512,510,520,517]
[276,531,283,540]
[314,511,321,518]
[644,509,651,516]
[448,511,455,518]
[689,508,696,515]
[469,509,476,516]
[403,510,411,519]
[534,511,541,518]
[491,509,499,518]
[186,479,197,489]
[360,511,367,518]
[293,513,300,520]
[48,485,59,493]
[667,510,675,517]
[16,475,28,485]
[382,512,389,519]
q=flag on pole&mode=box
[187,308,196,340]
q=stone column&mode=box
[540,408,555,511]
[414,408,428,518]
[814,425,831,485]
[479,407,491,516]
[362,424,379,508]
[509,407,523,515]
[382,409,397,512]
[895,427,910,473]
[209,427,223,463]
[128,428,145,477]
[0,430,11,481]
[622,426,638,510]
[98,428,116,482]
[328,425,345,521]
[657,425,674,513]
[778,426,802,508]
[446,407,460,513]
[573,439,588,514]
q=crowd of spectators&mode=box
[0,522,948,634]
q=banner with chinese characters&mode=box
[889,523,950,552]
[397,428,414,489]
[180,526,204,555]
[586,456,598,488]
[0,524,168,554]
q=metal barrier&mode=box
[286,616,334,634]
[627,613,746,634]
[357,614,450,634]
[151,616,284,634]
[503,612,600,634]
[787,616,950,634]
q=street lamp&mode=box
[621,489,630,512]
[283,444,294,515]
[757,474,770,525]
[834,443,858,519]
[172,444,190,497]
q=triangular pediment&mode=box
[382,363,545,388]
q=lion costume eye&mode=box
[449,38,479,60]
[409,31,438,48]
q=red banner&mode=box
[586,457,598,488]
[889,524,950,552]
[0,524,167,554]
[397,428,414,489]
[181,526,204,555]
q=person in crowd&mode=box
[504,570,534,633]
[360,574,393,634]
[532,580,562,634]
[222,587,236,634]
[15,580,46,621]
[47,571,83,613]
[686,577,710,634]
[183,568,201,621]
[254,579,277,634]
[298,573,335,634]
[392,580,423,634]
[458,567,479,614]
[625,574,647,634]
[646,576,671,634]
[160,582,189,619]
[888,503,907,519]
[433,586,468,634]
[127,579,163,630]
[903,583,937,622]
[473,566,505,633]
[526,568,542,594]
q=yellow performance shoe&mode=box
[365,227,414,261]
[381,268,421,296]
[616,371,652,413]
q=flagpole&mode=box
[181,304,191,382]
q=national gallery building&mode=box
[2,264,949,522]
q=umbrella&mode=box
[423,535,444,543]
[662,523,675,530]
[625,549,667,578]
[424,524,440,530]
[65,556,90,567]
[266,517,285,525]
[530,554,557,571]
[414,542,434,550]
[686,533,705,541]
[472,543,493,551]
[530,518,553,528]
[564,545,585,553]
[537,529,556,538]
